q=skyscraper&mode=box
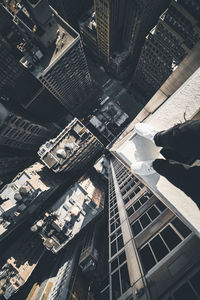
[107,158,200,300]
[0,101,58,151]
[9,0,92,115]
[94,0,170,77]
[133,0,200,99]
[38,118,103,173]
[0,3,66,121]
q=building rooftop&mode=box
[19,8,79,77]
[110,66,200,237]
[0,233,44,299]
[38,118,103,173]
[0,162,60,240]
[32,170,105,253]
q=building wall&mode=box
[108,158,200,300]
[0,103,56,151]
[38,39,92,115]
[133,0,200,99]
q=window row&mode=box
[131,201,167,237]
[126,190,154,217]
[139,218,191,273]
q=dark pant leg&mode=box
[154,125,179,150]
[160,148,194,165]
[153,159,200,208]
[154,120,200,159]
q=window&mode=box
[124,189,153,207]
[110,229,124,257]
[127,191,155,218]
[139,218,191,273]
[131,201,167,236]
[111,262,130,300]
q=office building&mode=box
[79,8,99,59]
[94,0,170,77]
[6,0,92,115]
[31,168,105,253]
[133,0,200,99]
[0,101,58,151]
[38,118,103,173]
[0,161,62,242]
[107,65,200,299]
[0,3,66,121]
[107,157,200,300]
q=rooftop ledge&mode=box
[110,66,200,237]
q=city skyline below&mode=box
[0,0,200,300]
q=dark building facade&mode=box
[133,0,200,99]
[93,0,170,78]
[0,101,58,151]
[107,157,200,300]
[49,0,93,30]
[0,3,66,121]
[1,0,92,116]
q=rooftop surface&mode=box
[31,13,78,77]
[0,232,44,299]
[0,162,59,238]
[110,66,200,237]
[38,118,103,173]
[34,171,104,253]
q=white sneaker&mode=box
[130,160,156,176]
[135,123,158,143]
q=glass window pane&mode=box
[139,245,156,273]
[117,235,124,251]
[148,206,160,220]
[111,234,115,242]
[190,270,200,296]
[173,282,198,300]
[156,201,166,212]
[135,187,140,194]
[150,235,169,261]
[161,225,181,250]
[111,258,118,271]
[116,228,122,236]
[119,252,126,265]
[112,271,121,300]
[111,223,115,232]
[140,194,148,204]
[172,218,191,238]
[127,206,134,217]
[140,214,151,228]
[131,221,142,236]
[133,201,141,211]
[111,241,117,256]
[129,191,135,199]
[120,264,131,294]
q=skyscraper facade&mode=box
[133,0,200,99]
[0,101,58,151]
[107,158,200,300]
[94,0,170,77]
[9,0,92,115]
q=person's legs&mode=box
[135,120,200,160]
[154,120,200,159]
[153,159,200,207]
[154,124,181,150]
